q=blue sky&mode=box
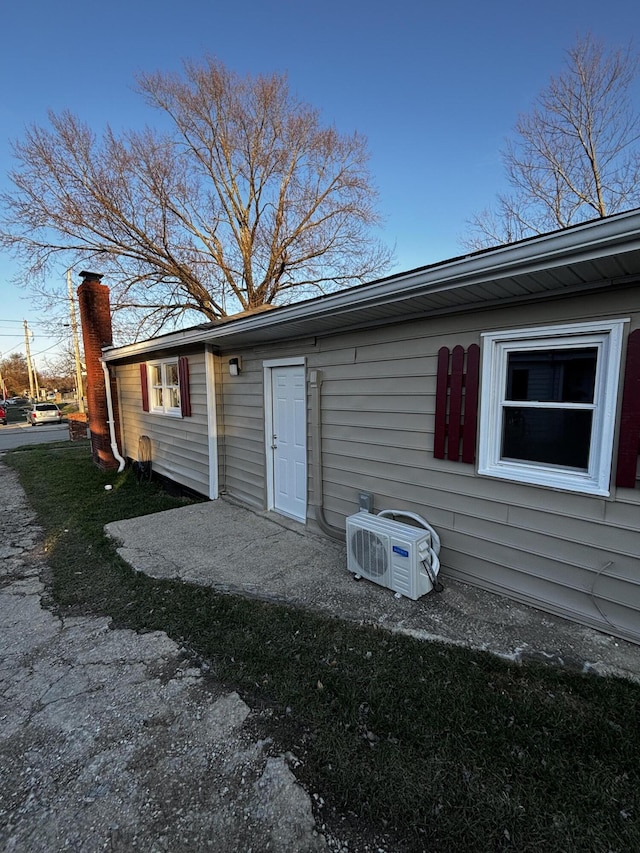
[1,0,638,363]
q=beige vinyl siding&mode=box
[293,290,640,644]
[217,345,319,510]
[218,354,266,509]
[127,285,640,643]
[115,350,211,496]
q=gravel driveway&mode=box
[0,462,333,852]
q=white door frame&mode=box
[263,357,307,521]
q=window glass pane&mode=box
[168,387,180,409]
[506,348,597,403]
[151,365,162,386]
[165,363,179,386]
[502,407,593,469]
[153,388,163,408]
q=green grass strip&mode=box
[6,442,640,852]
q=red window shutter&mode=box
[140,363,149,412]
[434,347,450,459]
[178,356,191,417]
[461,344,480,464]
[447,346,465,461]
[434,344,480,464]
[615,329,640,488]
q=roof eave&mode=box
[103,209,640,362]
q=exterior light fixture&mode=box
[229,357,241,376]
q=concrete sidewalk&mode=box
[106,498,640,683]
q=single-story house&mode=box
[80,209,640,645]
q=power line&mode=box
[0,338,67,355]
[33,339,68,357]
[0,319,57,327]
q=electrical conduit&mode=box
[309,369,345,541]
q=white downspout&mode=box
[101,358,126,473]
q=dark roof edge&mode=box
[103,208,640,361]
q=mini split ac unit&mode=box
[346,511,441,600]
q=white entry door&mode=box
[268,363,307,521]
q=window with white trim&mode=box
[148,359,181,416]
[478,320,626,495]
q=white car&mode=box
[26,403,64,426]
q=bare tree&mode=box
[41,344,81,395]
[0,354,30,397]
[465,35,640,249]
[1,57,392,338]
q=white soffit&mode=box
[103,209,640,361]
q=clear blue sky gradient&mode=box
[1,0,638,362]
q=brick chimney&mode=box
[77,271,122,470]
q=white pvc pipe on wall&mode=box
[101,358,126,473]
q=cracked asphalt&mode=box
[0,462,333,852]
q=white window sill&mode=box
[150,408,183,418]
[478,462,610,496]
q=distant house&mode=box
[86,210,640,644]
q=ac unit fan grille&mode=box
[350,528,388,578]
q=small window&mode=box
[148,359,181,416]
[479,320,626,495]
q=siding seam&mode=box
[447,536,639,579]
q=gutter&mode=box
[308,369,345,542]
[101,358,126,473]
[102,208,640,363]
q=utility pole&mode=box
[23,320,35,400]
[67,269,86,413]
[32,358,40,401]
